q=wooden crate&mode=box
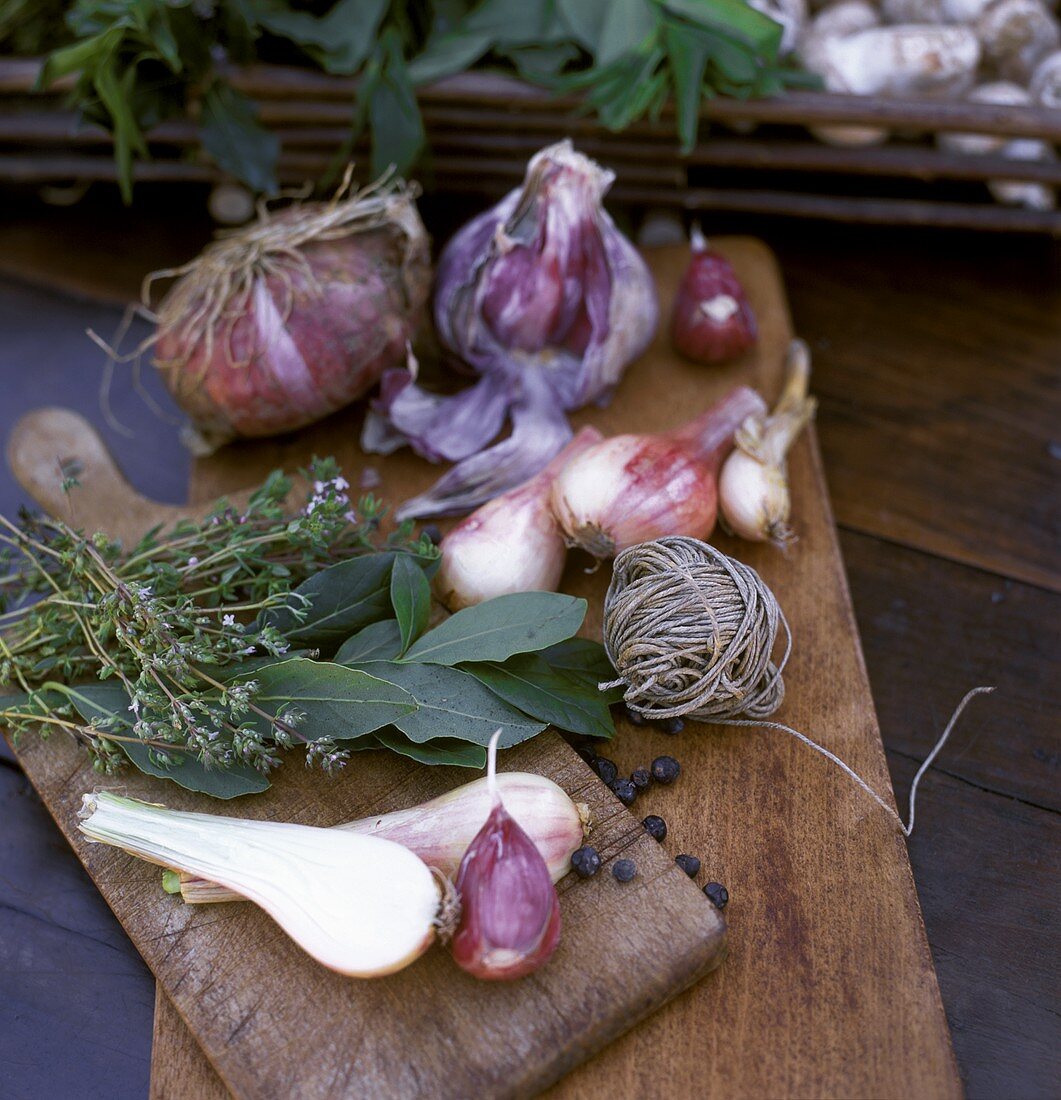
[1,57,1060,233]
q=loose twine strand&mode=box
[602,537,993,838]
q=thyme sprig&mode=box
[0,458,433,780]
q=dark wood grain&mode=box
[778,233,1061,592]
[842,531,1060,811]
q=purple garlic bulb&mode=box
[364,141,659,521]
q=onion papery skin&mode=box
[551,385,767,558]
[155,196,430,451]
[435,426,603,610]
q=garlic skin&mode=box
[719,339,816,547]
[1030,49,1061,106]
[449,734,562,981]
[551,386,767,559]
[179,771,590,904]
[80,792,446,977]
[434,426,603,611]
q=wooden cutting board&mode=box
[7,239,961,1099]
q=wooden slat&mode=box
[777,234,1061,590]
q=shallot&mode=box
[148,172,430,451]
[434,426,604,610]
[363,140,658,520]
[670,226,758,364]
[551,386,767,558]
[78,791,454,977]
[718,339,816,547]
[178,771,590,904]
[449,732,562,980]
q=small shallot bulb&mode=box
[450,731,562,981]
[551,385,767,559]
[670,226,758,365]
[435,427,604,610]
[719,338,817,547]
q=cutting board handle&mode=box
[6,407,245,545]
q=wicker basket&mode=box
[2,57,1060,233]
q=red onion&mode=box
[551,386,767,558]
[434,426,604,611]
[363,141,658,520]
[450,732,562,981]
[670,227,757,365]
[151,175,430,451]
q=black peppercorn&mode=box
[593,757,619,784]
[675,853,701,878]
[703,882,729,910]
[651,755,681,784]
[621,703,647,727]
[612,858,637,882]
[610,778,638,806]
[421,523,442,545]
[642,814,667,842]
[630,767,651,790]
[657,716,685,735]
[571,846,601,878]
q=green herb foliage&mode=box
[0,460,620,797]
[19,0,813,201]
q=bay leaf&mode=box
[403,592,586,666]
[373,729,487,769]
[462,653,615,740]
[389,553,431,654]
[354,662,546,748]
[334,620,403,664]
[236,658,417,742]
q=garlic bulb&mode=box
[976,0,1060,82]
[749,0,809,54]
[1030,48,1061,105]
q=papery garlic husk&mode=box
[434,426,604,610]
[552,385,767,559]
[79,791,449,977]
[449,733,562,981]
[670,226,758,365]
[364,140,658,519]
[153,172,430,453]
[179,771,590,904]
[719,338,816,547]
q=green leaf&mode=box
[369,29,426,176]
[259,552,398,652]
[257,0,389,75]
[409,29,494,84]
[597,0,659,65]
[557,0,611,50]
[389,541,431,655]
[236,658,417,742]
[199,80,279,195]
[663,0,782,55]
[462,653,616,739]
[665,22,708,151]
[334,620,403,665]
[64,682,270,798]
[403,593,586,666]
[462,0,566,45]
[355,662,546,748]
[373,729,487,769]
[538,637,626,704]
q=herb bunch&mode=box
[21,0,815,202]
[0,459,434,793]
[0,457,622,800]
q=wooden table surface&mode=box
[0,190,1057,1100]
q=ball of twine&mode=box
[602,536,790,722]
